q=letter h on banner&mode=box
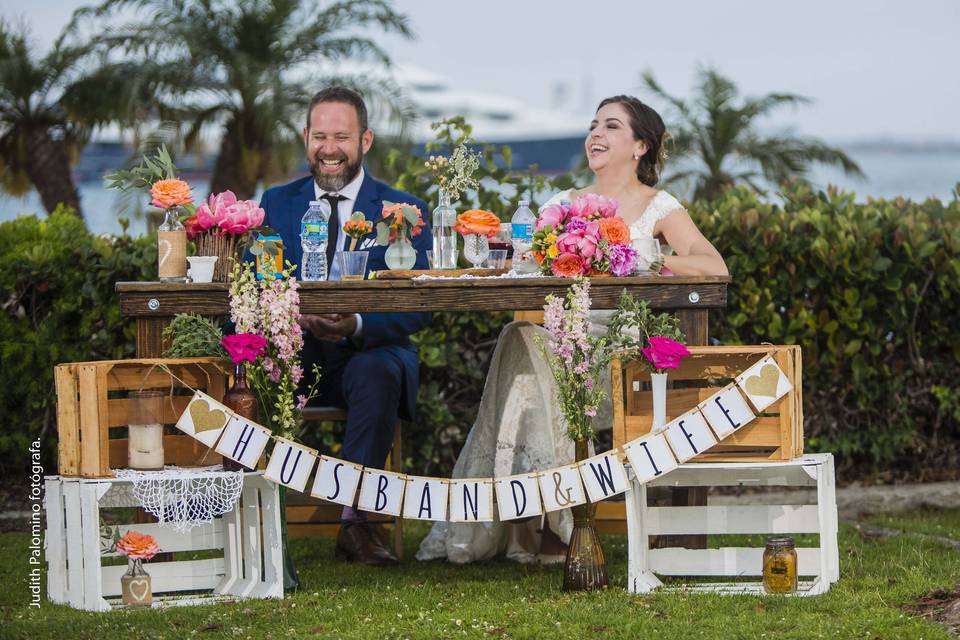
[215,415,271,469]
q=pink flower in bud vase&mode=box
[641,336,691,371]
[219,199,265,235]
[221,333,267,364]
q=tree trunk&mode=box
[209,115,269,200]
[23,126,84,220]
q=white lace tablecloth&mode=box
[412,270,545,281]
[112,465,244,532]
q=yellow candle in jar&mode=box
[762,536,798,594]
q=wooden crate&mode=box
[611,345,803,462]
[44,472,283,611]
[55,358,232,477]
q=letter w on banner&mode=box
[358,469,406,517]
[577,451,629,503]
[264,438,318,492]
[494,474,543,521]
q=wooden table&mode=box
[117,276,730,357]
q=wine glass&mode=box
[631,237,662,274]
[462,233,490,269]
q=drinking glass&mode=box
[462,233,490,269]
[631,237,662,274]
[336,251,369,280]
[483,249,508,269]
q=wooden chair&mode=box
[284,406,405,559]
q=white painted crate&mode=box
[626,453,839,596]
[44,471,283,611]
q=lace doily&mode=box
[113,465,244,532]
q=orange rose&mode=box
[598,217,630,244]
[115,531,161,560]
[150,178,193,209]
[550,252,587,277]
[453,209,501,237]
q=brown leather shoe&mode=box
[335,522,398,566]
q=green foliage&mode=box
[690,182,960,474]
[0,207,154,476]
[607,291,685,358]
[161,313,227,358]
[104,144,179,192]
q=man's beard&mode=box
[310,145,363,192]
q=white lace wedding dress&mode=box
[415,189,683,564]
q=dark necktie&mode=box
[320,193,346,276]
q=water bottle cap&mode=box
[308,200,323,207]
[518,200,529,206]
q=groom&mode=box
[258,86,431,566]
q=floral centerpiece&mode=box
[533,277,612,591]
[608,291,691,432]
[228,261,319,439]
[376,201,426,270]
[185,190,265,281]
[454,209,501,268]
[114,531,161,606]
[531,194,637,277]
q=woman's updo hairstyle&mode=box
[597,95,667,187]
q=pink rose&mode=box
[221,333,267,364]
[218,199,264,235]
[555,221,601,259]
[571,193,618,219]
[535,203,567,231]
[641,336,691,371]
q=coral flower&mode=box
[453,209,501,237]
[599,217,630,244]
[551,252,587,277]
[115,531,161,561]
[150,178,193,209]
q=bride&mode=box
[416,95,729,564]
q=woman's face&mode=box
[585,102,645,174]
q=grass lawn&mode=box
[2,516,958,639]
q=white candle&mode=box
[128,423,164,470]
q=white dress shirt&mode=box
[313,167,365,337]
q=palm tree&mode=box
[70,0,417,199]
[642,67,864,201]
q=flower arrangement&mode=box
[375,201,425,246]
[453,209,501,237]
[184,190,266,280]
[607,291,690,372]
[424,143,481,201]
[342,212,374,251]
[228,261,319,438]
[531,194,638,278]
[106,145,194,213]
[533,277,612,442]
[115,531,161,561]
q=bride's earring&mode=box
[633,152,641,160]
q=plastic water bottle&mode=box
[431,190,458,269]
[510,200,537,273]
[300,200,328,281]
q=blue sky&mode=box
[3,0,958,141]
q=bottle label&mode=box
[511,222,533,242]
[301,221,328,238]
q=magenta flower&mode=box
[607,243,638,277]
[535,202,568,231]
[221,333,267,364]
[556,221,601,259]
[571,193,618,219]
[641,336,691,371]
[219,199,265,235]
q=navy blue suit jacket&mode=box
[258,172,432,419]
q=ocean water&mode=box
[1,150,957,237]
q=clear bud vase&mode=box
[650,371,668,434]
[431,189,458,269]
[562,439,609,591]
[120,558,152,607]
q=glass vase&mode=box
[158,206,187,282]
[431,189,458,269]
[562,439,609,591]
[120,558,152,607]
[384,236,417,270]
[223,363,258,471]
[462,233,490,269]
[651,371,668,434]
[127,390,164,470]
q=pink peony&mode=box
[219,199,264,235]
[571,193,618,219]
[221,333,267,364]
[641,336,691,371]
[535,202,568,231]
[556,220,601,259]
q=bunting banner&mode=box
[171,354,792,523]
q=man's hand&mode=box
[300,314,358,341]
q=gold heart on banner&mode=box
[744,363,780,398]
[188,398,227,432]
[128,578,150,602]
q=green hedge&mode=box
[2,183,958,479]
